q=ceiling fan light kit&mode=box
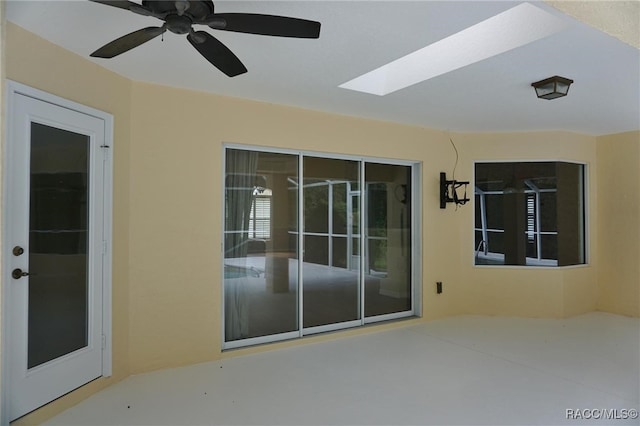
[89,0,321,77]
[531,75,574,100]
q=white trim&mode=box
[7,81,112,122]
[364,310,414,324]
[223,142,418,167]
[379,288,409,299]
[472,158,588,165]
[411,164,422,317]
[223,331,300,351]
[220,149,226,348]
[359,161,366,324]
[100,106,114,378]
[297,152,304,338]
[303,320,363,336]
[582,163,590,265]
[1,81,113,423]
[1,82,17,426]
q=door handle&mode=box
[12,268,30,279]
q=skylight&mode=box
[339,2,569,96]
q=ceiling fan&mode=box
[89,0,321,77]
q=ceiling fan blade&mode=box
[88,0,155,17]
[209,13,320,39]
[91,26,166,59]
[88,0,138,11]
[187,31,247,77]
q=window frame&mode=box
[472,159,589,269]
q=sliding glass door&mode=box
[223,147,419,348]
[302,157,361,330]
[224,149,299,343]
[364,163,413,318]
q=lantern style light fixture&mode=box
[531,75,574,100]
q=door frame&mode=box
[1,81,113,423]
[221,144,422,350]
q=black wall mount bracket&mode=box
[440,172,470,209]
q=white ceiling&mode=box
[6,0,640,135]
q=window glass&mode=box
[474,161,585,267]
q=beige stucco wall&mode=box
[449,132,599,318]
[596,131,640,317]
[2,21,637,425]
[127,82,453,374]
[126,83,600,373]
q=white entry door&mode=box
[5,83,112,421]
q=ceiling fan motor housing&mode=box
[142,0,214,19]
[165,14,193,34]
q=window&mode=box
[223,147,419,349]
[249,188,271,239]
[474,161,586,267]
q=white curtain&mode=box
[224,149,259,340]
[225,149,259,259]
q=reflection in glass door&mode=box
[303,157,360,329]
[28,123,90,368]
[223,146,418,348]
[364,163,412,318]
[224,149,299,345]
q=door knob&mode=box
[12,268,29,279]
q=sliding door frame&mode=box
[221,144,421,349]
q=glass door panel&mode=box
[223,147,418,348]
[364,163,412,317]
[28,123,89,368]
[303,157,360,328]
[331,183,347,235]
[348,193,360,271]
[224,149,299,342]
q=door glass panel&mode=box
[332,183,347,234]
[224,149,299,342]
[223,148,418,348]
[303,157,360,328]
[28,123,89,369]
[364,163,412,317]
[331,236,347,268]
[304,183,328,234]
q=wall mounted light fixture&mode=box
[440,172,469,209]
[531,75,573,100]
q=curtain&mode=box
[224,149,258,341]
[225,149,259,259]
